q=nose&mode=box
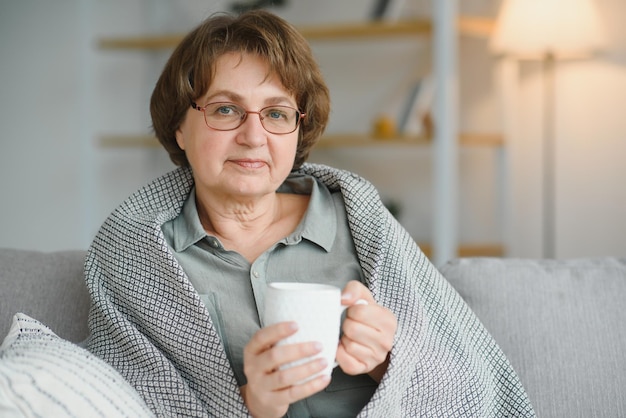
[236,111,267,147]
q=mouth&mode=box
[228,159,267,169]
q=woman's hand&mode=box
[241,322,331,418]
[336,281,397,382]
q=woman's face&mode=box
[175,52,299,202]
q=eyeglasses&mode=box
[191,102,306,135]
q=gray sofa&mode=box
[1,248,625,417]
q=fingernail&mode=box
[288,321,298,330]
[341,292,352,300]
[313,342,323,351]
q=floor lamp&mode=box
[490,0,606,258]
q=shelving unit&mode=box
[97,17,501,150]
[97,14,504,260]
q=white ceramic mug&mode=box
[262,282,364,382]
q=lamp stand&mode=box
[542,53,556,258]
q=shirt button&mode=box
[253,271,260,278]
[210,239,219,248]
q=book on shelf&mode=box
[397,74,435,137]
[369,0,407,21]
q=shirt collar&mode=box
[169,189,207,252]
[277,172,336,252]
[169,173,336,253]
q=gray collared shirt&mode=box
[162,172,376,417]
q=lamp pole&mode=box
[542,52,556,258]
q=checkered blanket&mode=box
[85,164,535,417]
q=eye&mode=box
[216,106,231,115]
[206,103,244,119]
[265,107,289,121]
[215,104,240,116]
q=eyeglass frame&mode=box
[190,101,307,135]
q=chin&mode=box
[228,181,276,198]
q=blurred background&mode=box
[1,0,624,265]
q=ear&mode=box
[175,128,186,150]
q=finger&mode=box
[263,341,324,374]
[344,305,386,338]
[345,304,397,339]
[341,316,385,359]
[244,323,302,381]
[271,356,328,390]
[340,332,385,367]
[335,341,370,375]
[341,280,375,305]
[261,358,331,407]
[246,321,298,355]
[280,372,331,403]
[342,315,380,348]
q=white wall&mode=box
[0,0,624,260]
[0,0,87,250]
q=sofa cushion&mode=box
[0,313,154,417]
[0,249,89,342]
[440,257,626,418]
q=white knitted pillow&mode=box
[0,313,154,418]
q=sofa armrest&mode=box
[0,249,89,343]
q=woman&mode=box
[85,10,534,418]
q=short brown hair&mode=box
[150,10,330,169]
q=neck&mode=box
[196,191,280,240]
[195,190,309,263]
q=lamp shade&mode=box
[490,0,607,58]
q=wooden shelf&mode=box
[418,243,505,259]
[301,18,432,40]
[97,17,494,50]
[456,17,495,38]
[318,134,430,148]
[99,135,161,148]
[319,133,503,148]
[98,132,503,149]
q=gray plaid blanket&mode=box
[85,163,535,417]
